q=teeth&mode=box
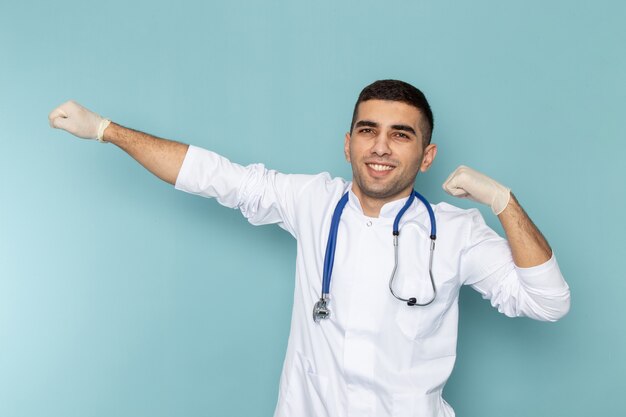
[368,164,394,171]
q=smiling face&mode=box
[344,99,437,216]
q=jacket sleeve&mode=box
[173,145,322,238]
[460,210,571,322]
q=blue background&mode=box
[1,0,624,416]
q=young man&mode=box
[49,80,570,417]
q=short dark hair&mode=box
[350,79,434,145]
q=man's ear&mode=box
[344,132,351,162]
[420,143,438,172]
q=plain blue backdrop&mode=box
[1,1,624,416]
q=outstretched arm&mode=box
[49,101,188,185]
[443,165,551,268]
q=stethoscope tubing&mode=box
[321,192,349,296]
[320,190,436,299]
[389,232,437,306]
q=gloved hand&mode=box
[48,101,111,142]
[442,165,511,215]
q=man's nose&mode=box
[371,133,391,156]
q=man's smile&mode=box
[366,163,395,172]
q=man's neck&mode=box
[351,187,413,218]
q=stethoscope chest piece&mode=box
[313,296,331,322]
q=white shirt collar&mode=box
[347,184,418,219]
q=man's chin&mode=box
[353,175,413,201]
[360,185,405,201]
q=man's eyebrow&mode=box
[355,120,378,128]
[390,124,417,135]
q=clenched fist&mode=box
[48,101,111,142]
[442,165,511,215]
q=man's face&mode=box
[344,99,437,206]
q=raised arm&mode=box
[49,101,188,185]
[442,165,551,267]
[443,165,569,321]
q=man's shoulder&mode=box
[431,201,484,223]
[432,200,476,214]
[282,171,349,196]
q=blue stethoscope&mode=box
[313,190,437,323]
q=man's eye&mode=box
[360,128,373,134]
[395,132,409,138]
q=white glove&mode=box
[48,100,111,142]
[442,165,511,215]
